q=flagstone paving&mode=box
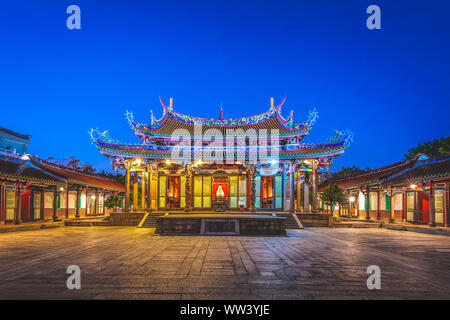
[0,226,449,299]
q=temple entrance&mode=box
[166,176,181,208]
[261,176,274,209]
[212,175,229,211]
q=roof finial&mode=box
[169,98,173,109]
[220,103,224,119]
[270,97,274,109]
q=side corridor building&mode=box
[319,154,450,227]
[0,154,124,224]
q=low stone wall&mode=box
[156,214,286,236]
[157,217,201,234]
[239,217,285,235]
[296,213,332,227]
[109,212,146,226]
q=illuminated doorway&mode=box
[261,176,274,208]
[166,176,181,208]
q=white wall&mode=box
[68,193,76,209]
[394,193,403,210]
[44,192,53,209]
[358,191,365,210]
[80,192,86,209]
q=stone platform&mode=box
[155,214,286,236]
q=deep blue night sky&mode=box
[1,0,449,172]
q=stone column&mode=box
[402,189,406,222]
[249,165,256,212]
[365,186,370,220]
[15,183,22,224]
[133,172,139,211]
[445,183,449,227]
[125,164,130,212]
[52,187,59,221]
[290,171,295,213]
[141,172,146,211]
[185,165,191,212]
[356,190,360,218]
[30,190,35,220]
[376,186,381,221]
[389,190,395,223]
[66,188,70,219]
[303,174,309,213]
[40,189,45,219]
[429,183,435,227]
[312,162,317,212]
[75,188,81,218]
[103,191,106,215]
[146,164,152,211]
[94,189,99,216]
[414,190,420,223]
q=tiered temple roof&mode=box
[90,97,352,168]
[128,97,314,140]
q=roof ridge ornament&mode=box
[88,128,121,145]
[150,109,155,126]
[326,129,353,147]
[307,108,319,127]
[220,103,224,120]
[125,110,134,128]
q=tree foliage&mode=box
[330,166,370,180]
[404,136,450,159]
[66,156,81,170]
[321,184,347,212]
[105,193,122,210]
[98,170,125,185]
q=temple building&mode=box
[90,97,352,213]
[0,153,124,224]
[318,154,450,226]
[0,127,31,155]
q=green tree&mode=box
[80,163,96,174]
[129,192,141,209]
[66,156,81,170]
[105,193,122,211]
[98,170,125,185]
[404,136,450,159]
[330,166,370,180]
[321,184,347,213]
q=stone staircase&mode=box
[276,213,301,229]
[139,213,166,228]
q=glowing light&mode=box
[270,160,277,165]
[165,159,172,165]
[60,187,64,191]
[216,185,225,198]
[349,196,355,203]
[410,184,416,189]
[133,159,142,166]
[91,195,95,200]
[304,159,311,165]
[195,160,205,166]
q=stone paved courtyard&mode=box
[0,227,449,300]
